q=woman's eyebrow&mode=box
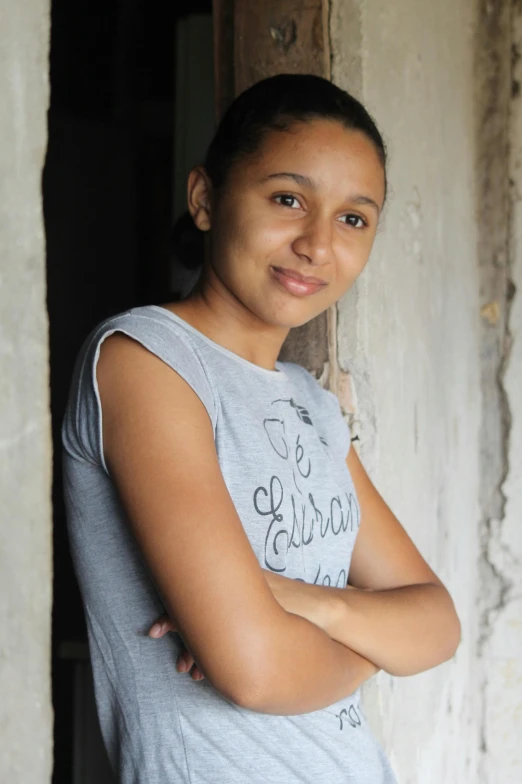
[350,195,381,215]
[260,172,314,187]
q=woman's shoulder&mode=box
[87,304,202,348]
[62,304,219,470]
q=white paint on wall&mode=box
[331,1,482,781]
[0,2,53,782]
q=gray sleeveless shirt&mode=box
[61,304,397,784]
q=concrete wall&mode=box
[330,1,482,781]
[0,2,53,782]
[479,1,522,781]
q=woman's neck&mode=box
[159,287,290,373]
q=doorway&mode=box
[44,1,213,780]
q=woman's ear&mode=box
[187,166,213,231]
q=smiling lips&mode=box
[270,266,328,297]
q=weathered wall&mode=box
[330,1,482,781]
[479,1,522,781]
[0,1,53,782]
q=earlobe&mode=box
[187,166,212,231]
[194,208,212,232]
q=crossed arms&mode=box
[97,333,461,715]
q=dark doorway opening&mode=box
[44,1,213,780]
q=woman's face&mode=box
[192,119,386,329]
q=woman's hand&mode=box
[261,570,344,638]
[149,618,205,680]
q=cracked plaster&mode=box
[478,1,522,781]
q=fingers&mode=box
[148,618,204,680]
[176,649,194,672]
[149,615,176,638]
[176,650,205,680]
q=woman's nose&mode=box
[291,216,332,266]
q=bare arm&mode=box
[97,333,377,714]
[264,445,461,677]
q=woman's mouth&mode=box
[270,266,328,297]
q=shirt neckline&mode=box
[145,304,288,380]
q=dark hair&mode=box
[171,73,387,275]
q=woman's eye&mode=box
[274,194,300,209]
[341,214,367,229]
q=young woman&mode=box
[62,74,461,783]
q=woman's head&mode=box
[203,73,387,199]
[174,74,387,327]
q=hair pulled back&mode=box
[171,73,387,274]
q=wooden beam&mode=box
[234,0,330,94]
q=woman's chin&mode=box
[256,300,330,330]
